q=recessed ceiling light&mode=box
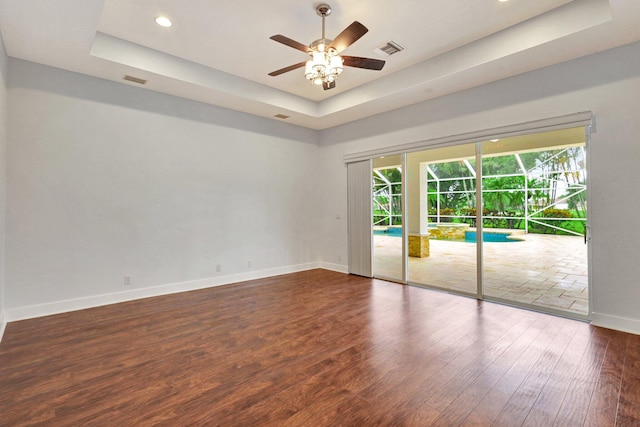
[155,16,172,27]
[499,0,509,2]
[490,139,500,142]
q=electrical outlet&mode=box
[216,264,221,272]
[124,275,131,286]
[337,255,342,262]
[248,260,252,268]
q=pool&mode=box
[375,228,521,242]
[464,231,520,243]
[373,227,403,237]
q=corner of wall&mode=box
[319,262,349,274]
[0,29,9,343]
[0,311,6,344]
[591,313,640,336]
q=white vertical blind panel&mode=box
[347,160,373,277]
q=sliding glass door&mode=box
[369,127,590,319]
[406,144,478,295]
[481,128,589,316]
[372,155,405,282]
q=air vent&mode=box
[375,41,405,57]
[123,75,147,85]
[274,114,290,120]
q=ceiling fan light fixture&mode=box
[268,3,385,90]
[330,55,344,74]
[305,50,342,85]
[311,51,327,72]
[304,62,315,80]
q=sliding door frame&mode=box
[475,142,484,300]
[345,113,594,320]
[370,154,408,284]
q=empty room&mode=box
[1,0,639,425]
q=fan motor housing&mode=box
[310,38,334,52]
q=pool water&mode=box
[374,228,519,242]
[464,231,518,243]
[373,227,403,237]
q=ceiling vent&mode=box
[123,75,147,85]
[375,41,405,57]
[274,114,290,119]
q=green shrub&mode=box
[543,209,573,218]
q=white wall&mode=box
[318,41,640,335]
[0,34,7,334]
[6,59,320,318]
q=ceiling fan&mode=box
[268,3,385,90]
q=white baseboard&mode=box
[0,311,6,343]
[319,262,349,274]
[5,262,322,323]
[591,312,640,336]
[6,271,640,340]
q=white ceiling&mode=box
[1,0,639,130]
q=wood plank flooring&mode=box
[0,269,638,426]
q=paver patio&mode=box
[373,232,588,316]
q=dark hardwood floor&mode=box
[1,269,638,426]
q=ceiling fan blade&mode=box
[328,21,368,53]
[342,56,386,71]
[323,81,336,90]
[268,62,307,77]
[269,35,311,54]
